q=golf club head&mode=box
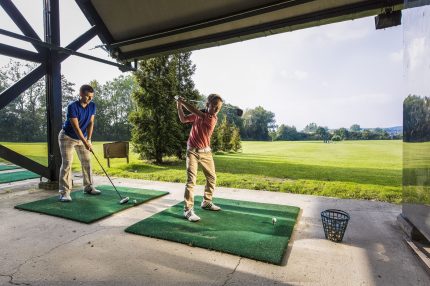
[120,197,129,204]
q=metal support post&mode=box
[44,0,62,184]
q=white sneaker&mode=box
[184,208,201,222]
[83,185,101,195]
[201,201,221,211]
[59,192,72,202]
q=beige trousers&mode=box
[58,130,93,194]
[184,150,216,210]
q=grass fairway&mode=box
[0,140,402,203]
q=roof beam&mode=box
[0,0,46,54]
[0,145,48,179]
[0,26,100,110]
[0,43,45,62]
[0,27,134,71]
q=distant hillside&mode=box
[383,126,403,135]
[362,126,403,135]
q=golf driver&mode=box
[175,96,243,117]
[90,150,129,204]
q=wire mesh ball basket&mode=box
[321,209,350,242]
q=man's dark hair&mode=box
[79,84,94,94]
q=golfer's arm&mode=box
[70,118,88,144]
[86,115,95,140]
[177,104,187,123]
[179,103,197,123]
[181,100,205,118]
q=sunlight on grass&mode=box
[0,140,402,203]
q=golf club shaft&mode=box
[90,150,124,199]
[176,97,243,115]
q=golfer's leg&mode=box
[184,151,198,210]
[75,143,93,189]
[58,130,75,195]
[200,152,216,203]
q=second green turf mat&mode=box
[0,170,39,183]
[15,185,169,223]
[125,197,300,265]
[0,164,19,171]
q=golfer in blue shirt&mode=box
[58,84,100,202]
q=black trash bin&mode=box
[321,209,350,242]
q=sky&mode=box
[0,0,406,130]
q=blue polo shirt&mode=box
[62,100,96,139]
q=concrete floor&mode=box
[0,176,429,286]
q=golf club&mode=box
[90,149,129,204]
[175,96,243,117]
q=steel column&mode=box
[44,0,62,182]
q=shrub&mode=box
[331,135,342,141]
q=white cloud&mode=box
[322,21,371,42]
[294,70,308,80]
[321,81,330,87]
[279,69,308,80]
[389,50,403,62]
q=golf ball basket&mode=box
[321,209,350,242]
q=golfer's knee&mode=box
[206,173,216,184]
[186,178,196,187]
[61,160,72,170]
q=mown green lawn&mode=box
[0,140,402,203]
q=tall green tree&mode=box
[219,117,233,151]
[230,125,242,152]
[242,106,275,140]
[130,53,198,163]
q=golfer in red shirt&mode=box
[177,94,223,222]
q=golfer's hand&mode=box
[176,97,184,108]
[177,96,185,103]
[85,140,92,151]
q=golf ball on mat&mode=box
[272,217,277,224]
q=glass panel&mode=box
[402,0,430,240]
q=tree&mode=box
[333,127,349,140]
[242,106,276,140]
[303,122,318,133]
[350,124,361,132]
[230,125,241,152]
[130,53,198,163]
[211,127,223,152]
[404,95,430,142]
[219,117,233,151]
[315,126,329,142]
[276,124,299,141]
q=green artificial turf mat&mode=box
[15,185,169,223]
[125,196,300,265]
[0,170,39,183]
[0,164,19,171]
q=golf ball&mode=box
[133,199,137,204]
[272,217,277,224]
